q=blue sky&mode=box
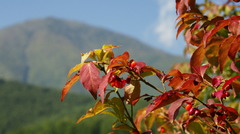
[0,0,185,55]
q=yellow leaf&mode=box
[67,63,84,78]
[81,51,92,63]
[94,49,104,61]
[102,44,121,50]
[76,100,111,123]
[61,74,79,101]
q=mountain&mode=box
[0,17,185,89]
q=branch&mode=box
[129,70,165,94]
[116,91,139,132]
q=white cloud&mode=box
[155,0,177,47]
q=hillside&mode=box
[0,17,185,89]
[0,79,122,134]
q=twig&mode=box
[129,71,165,93]
[116,91,139,132]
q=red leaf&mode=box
[146,90,182,116]
[212,76,224,87]
[213,103,239,121]
[61,74,79,101]
[135,62,146,74]
[222,75,240,90]
[224,106,239,121]
[99,72,111,103]
[168,97,193,122]
[108,52,129,70]
[190,46,206,72]
[214,89,226,101]
[231,59,240,73]
[79,62,101,99]
[192,64,209,78]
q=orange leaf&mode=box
[228,35,240,61]
[61,74,80,101]
[108,51,130,70]
[219,36,236,72]
[190,46,205,72]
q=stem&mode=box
[196,116,225,134]
[129,71,165,93]
[225,120,237,134]
[131,104,133,119]
[116,91,139,132]
[192,96,210,109]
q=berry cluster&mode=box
[185,103,201,116]
[109,74,126,88]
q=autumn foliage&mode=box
[61,0,240,133]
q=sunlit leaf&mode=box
[229,16,240,35]
[124,80,141,105]
[192,64,209,78]
[67,63,84,78]
[102,44,121,50]
[108,52,130,70]
[79,62,101,99]
[81,51,92,63]
[61,74,79,101]
[76,100,111,123]
[94,49,104,61]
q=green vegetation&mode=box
[0,79,123,134]
[0,18,185,89]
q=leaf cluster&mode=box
[61,0,240,133]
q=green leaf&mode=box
[187,122,204,134]
[107,97,125,122]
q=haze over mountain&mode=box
[0,17,185,89]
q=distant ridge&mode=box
[0,17,185,88]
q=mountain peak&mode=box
[0,18,184,88]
